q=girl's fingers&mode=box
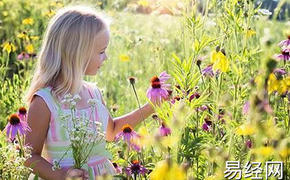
[69,169,84,177]
[81,169,89,179]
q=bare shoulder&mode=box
[26,95,51,154]
[27,95,51,128]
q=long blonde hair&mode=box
[25,5,109,105]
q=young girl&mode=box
[24,5,155,180]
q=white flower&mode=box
[73,94,81,102]
[258,9,272,16]
[88,98,98,106]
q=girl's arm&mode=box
[101,96,155,141]
[24,96,67,180]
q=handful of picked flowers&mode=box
[53,93,105,169]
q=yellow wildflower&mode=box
[150,160,186,180]
[236,124,256,136]
[267,73,279,94]
[30,36,39,41]
[44,10,56,18]
[2,42,16,54]
[119,54,130,62]
[254,146,274,157]
[246,28,256,38]
[22,18,34,25]
[17,32,29,41]
[277,76,289,94]
[211,51,229,72]
[279,147,290,159]
[138,0,149,7]
[25,44,34,54]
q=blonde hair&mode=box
[25,5,109,105]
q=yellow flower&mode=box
[277,76,289,95]
[25,44,34,54]
[17,32,29,41]
[236,124,256,136]
[30,36,39,41]
[119,54,130,62]
[246,29,256,38]
[254,146,274,157]
[44,10,56,18]
[267,73,279,94]
[279,148,290,159]
[138,0,149,7]
[22,18,34,25]
[2,42,16,54]
[150,160,186,180]
[211,51,229,72]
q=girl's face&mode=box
[85,28,110,75]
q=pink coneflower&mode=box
[274,68,287,76]
[171,96,181,104]
[159,122,171,136]
[198,105,208,112]
[202,117,212,131]
[245,139,252,149]
[113,162,123,174]
[278,36,290,47]
[275,48,290,61]
[189,92,200,102]
[147,71,171,103]
[17,52,30,60]
[242,101,250,115]
[18,107,27,121]
[115,124,141,151]
[125,160,148,177]
[4,114,31,140]
[202,65,214,77]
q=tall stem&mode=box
[130,83,146,126]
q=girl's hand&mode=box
[63,167,89,180]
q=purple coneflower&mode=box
[245,139,252,149]
[113,162,123,174]
[4,114,31,140]
[125,160,148,177]
[171,96,181,104]
[278,36,290,47]
[18,107,27,121]
[275,48,290,61]
[198,105,208,112]
[159,122,171,136]
[274,68,287,76]
[202,65,214,77]
[147,71,170,103]
[115,124,141,151]
[242,101,250,115]
[17,52,30,60]
[189,92,200,102]
[202,117,212,131]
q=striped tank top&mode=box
[33,82,116,179]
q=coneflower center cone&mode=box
[123,127,132,133]
[9,114,20,125]
[150,76,161,88]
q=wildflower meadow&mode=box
[0,0,289,179]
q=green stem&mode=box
[16,133,24,157]
[130,83,146,126]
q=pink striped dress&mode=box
[33,82,116,179]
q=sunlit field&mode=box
[0,0,289,179]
